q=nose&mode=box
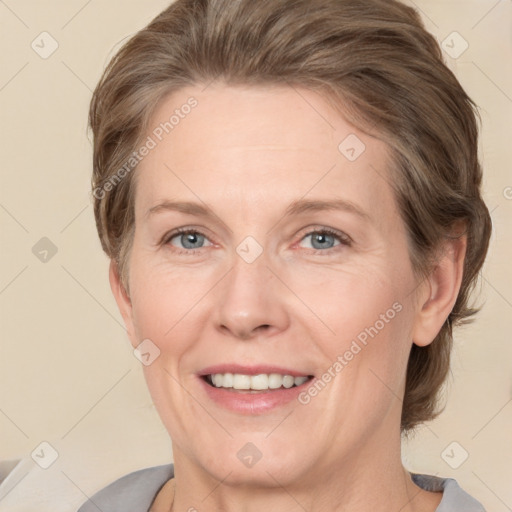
[214,253,290,341]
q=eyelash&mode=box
[296,227,352,254]
[161,226,352,256]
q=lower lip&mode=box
[198,376,314,414]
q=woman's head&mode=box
[89,0,491,476]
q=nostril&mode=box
[252,324,271,336]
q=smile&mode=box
[204,373,312,391]
[197,364,316,412]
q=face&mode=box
[113,84,434,488]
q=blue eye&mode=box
[165,229,212,251]
[303,232,338,250]
[162,227,350,255]
[299,229,350,252]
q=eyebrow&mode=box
[147,201,214,218]
[284,198,371,221]
[146,198,371,222]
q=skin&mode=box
[110,84,467,512]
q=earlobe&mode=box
[412,232,467,347]
[109,260,137,346]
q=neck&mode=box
[168,425,441,512]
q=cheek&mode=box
[128,255,217,354]
[289,260,415,390]
[289,261,406,334]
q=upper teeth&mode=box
[209,373,309,390]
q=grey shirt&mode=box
[77,464,486,512]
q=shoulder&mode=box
[77,464,174,512]
[412,473,486,512]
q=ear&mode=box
[109,259,137,347]
[411,229,467,347]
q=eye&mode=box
[163,228,213,252]
[298,228,351,252]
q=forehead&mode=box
[134,83,399,226]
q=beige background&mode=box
[0,0,511,510]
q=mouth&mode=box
[201,372,314,392]
[197,365,316,414]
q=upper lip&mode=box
[198,364,313,378]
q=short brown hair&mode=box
[89,0,491,432]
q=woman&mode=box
[80,0,491,510]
